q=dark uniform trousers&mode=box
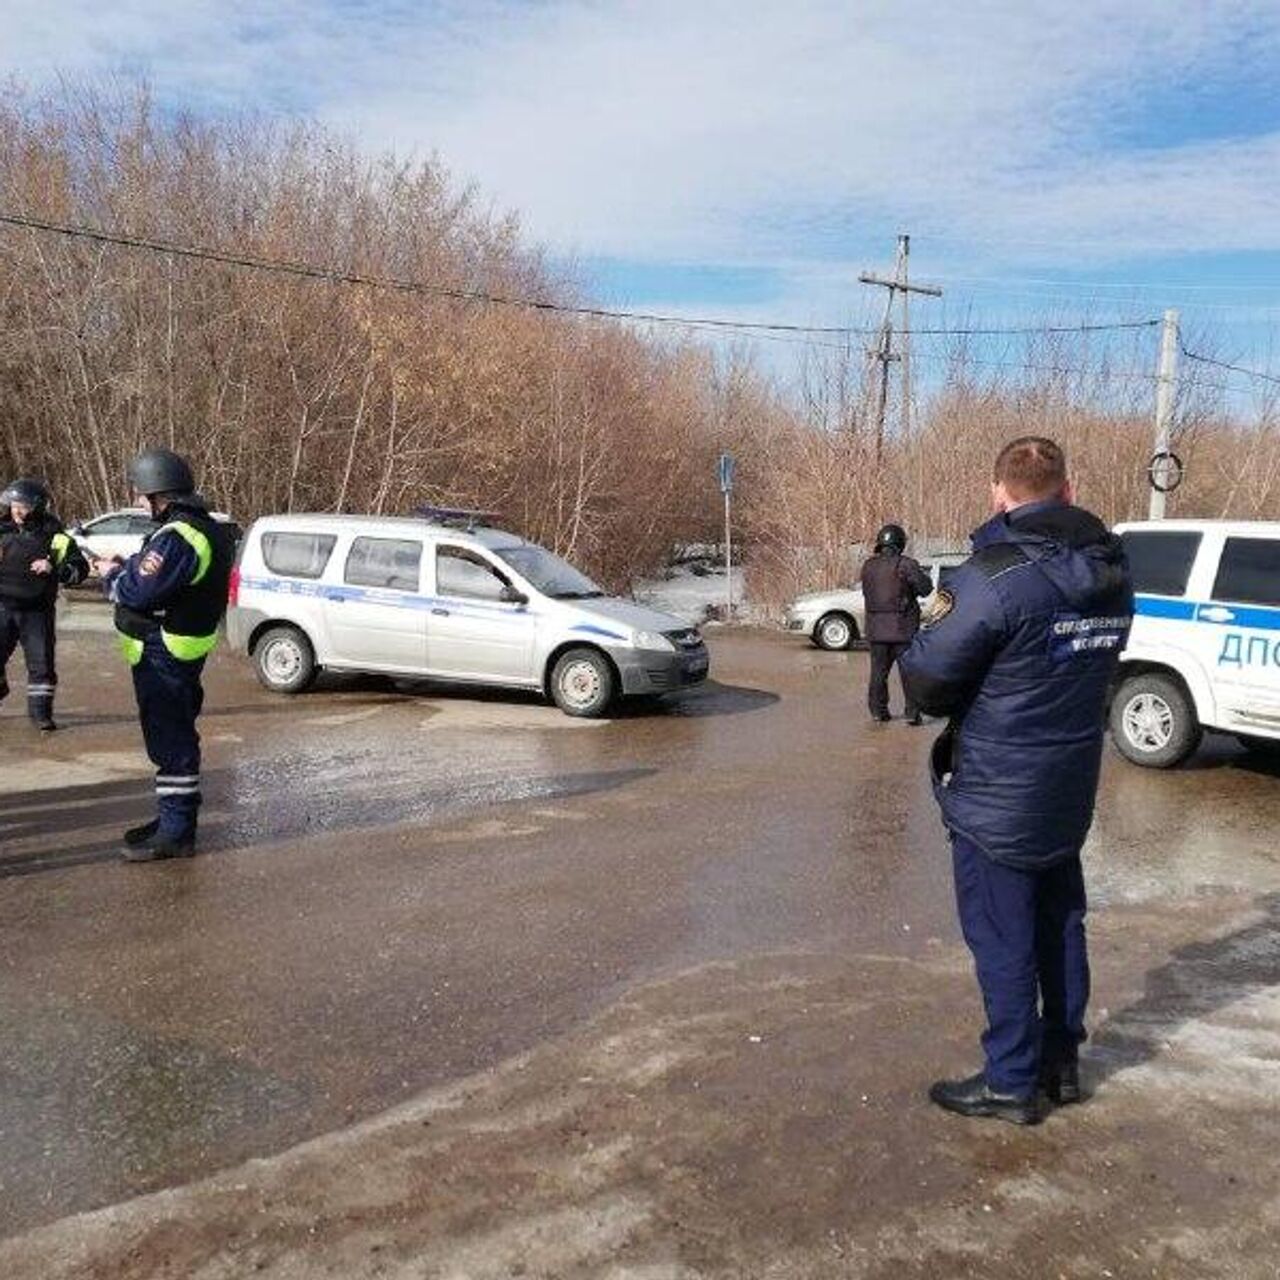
[867,641,918,720]
[951,833,1089,1096]
[133,634,206,838]
[0,601,57,717]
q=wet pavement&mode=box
[1,619,1279,1277]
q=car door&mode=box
[426,543,537,683]
[324,534,427,672]
[80,514,137,560]
[1201,533,1280,732]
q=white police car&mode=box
[1110,519,1280,766]
[225,509,709,717]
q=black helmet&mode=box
[1,477,51,515]
[875,523,907,554]
[128,447,195,497]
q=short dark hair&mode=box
[993,436,1068,502]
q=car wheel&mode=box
[253,625,317,694]
[814,612,856,651]
[1110,672,1201,768]
[550,647,616,718]
[1236,733,1280,759]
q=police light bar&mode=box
[412,504,501,530]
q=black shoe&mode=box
[121,832,196,863]
[872,712,891,723]
[906,714,924,726]
[33,716,57,731]
[123,818,161,847]
[929,1072,1042,1125]
[1040,1059,1082,1105]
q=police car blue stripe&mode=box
[239,574,527,621]
[1135,594,1280,631]
[569,623,628,641]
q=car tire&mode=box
[253,625,317,694]
[814,612,856,651]
[1237,733,1280,759]
[550,647,616,718]
[1110,672,1201,768]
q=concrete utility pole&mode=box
[1149,308,1180,520]
[858,234,942,462]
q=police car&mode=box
[225,509,709,717]
[1110,519,1280,766]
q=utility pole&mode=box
[858,234,942,462]
[1149,308,1180,520]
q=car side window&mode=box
[262,532,336,580]
[436,545,511,602]
[1212,537,1280,608]
[345,537,422,592]
[89,515,133,535]
[127,514,159,534]
[1120,530,1202,597]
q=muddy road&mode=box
[2,619,1278,1277]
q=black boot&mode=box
[121,831,196,862]
[28,695,56,731]
[928,1072,1042,1125]
[123,818,161,847]
[1039,1058,1083,1105]
[0,676,9,703]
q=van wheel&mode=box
[254,626,317,694]
[1110,673,1201,768]
[550,647,615,718]
[814,612,856,651]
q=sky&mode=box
[7,0,1280,393]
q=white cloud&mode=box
[5,1,1280,271]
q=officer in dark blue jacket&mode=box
[901,437,1132,1125]
[94,449,234,862]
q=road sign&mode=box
[717,453,736,495]
[1148,450,1184,494]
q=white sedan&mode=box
[784,555,967,650]
[70,508,240,562]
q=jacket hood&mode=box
[972,500,1129,611]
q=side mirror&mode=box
[500,585,528,606]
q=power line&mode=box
[0,211,1162,340]
[1179,341,1280,388]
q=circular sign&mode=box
[1147,450,1184,494]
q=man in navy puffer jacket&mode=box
[901,437,1132,1125]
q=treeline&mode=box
[0,85,780,586]
[3,85,1278,602]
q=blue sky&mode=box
[8,1,1280,390]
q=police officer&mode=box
[900,437,1132,1125]
[0,477,89,730]
[93,449,234,862]
[860,522,932,724]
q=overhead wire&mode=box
[0,211,1162,340]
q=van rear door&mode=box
[324,535,428,673]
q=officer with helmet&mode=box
[93,448,234,861]
[859,522,932,724]
[0,477,89,730]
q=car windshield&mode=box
[494,543,604,598]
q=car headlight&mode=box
[634,630,676,652]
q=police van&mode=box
[225,510,709,717]
[1110,519,1280,767]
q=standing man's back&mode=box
[901,436,1133,1124]
[860,523,932,723]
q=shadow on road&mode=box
[0,766,658,879]
[1090,891,1280,1084]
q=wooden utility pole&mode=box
[1148,309,1180,520]
[858,234,942,461]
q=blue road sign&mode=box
[718,453,736,494]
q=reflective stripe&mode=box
[50,532,71,565]
[161,629,218,661]
[159,521,213,586]
[156,786,200,796]
[119,635,144,666]
[156,774,199,784]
